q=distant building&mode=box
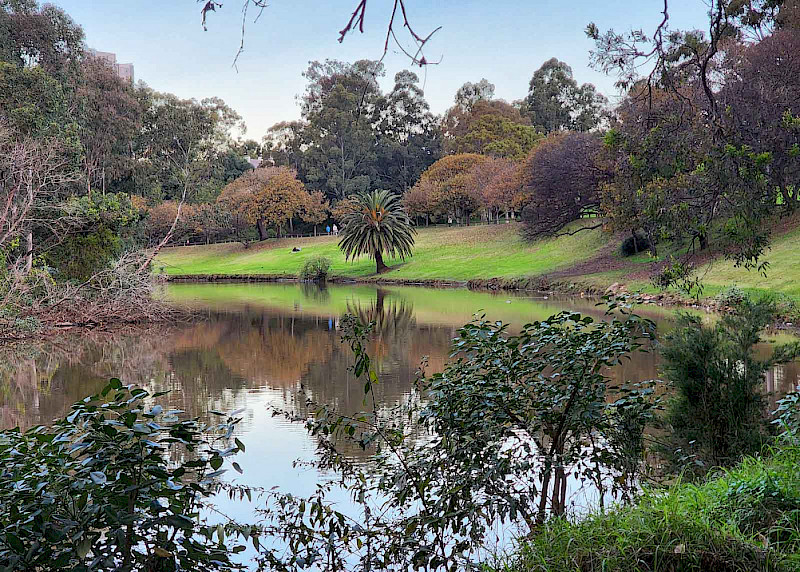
[245,155,263,169]
[87,49,134,83]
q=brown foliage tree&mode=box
[720,29,800,210]
[468,157,523,223]
[519,131,610,239]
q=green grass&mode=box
[155,223,607,281]
[575,223,800,303]
[158,218,800,304]
[508,441,800,572]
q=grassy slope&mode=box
[567,223,800,301]
[156,223,607,281]
[157,219,800,301]
[510,442,800,572]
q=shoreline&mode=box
[161,272,800,332]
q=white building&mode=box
[87,49,134,83]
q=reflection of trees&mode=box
[2,286,798,459]
[300,282,331,304]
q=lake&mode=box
[1,282,798,562]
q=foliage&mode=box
[511,441,800,572]
[519,131,609,238]
[444,99,540,160]
[338,189,415,273]
[299,255,331,282]
[662,297,800,472]
[414,153,491,221]
[47,226,121,281]
[522,58,607,133]
[0,379,245,571]
[218,167,309,239]
[254,300,658,570]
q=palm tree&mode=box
[338,189,416,274]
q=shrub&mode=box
[266,228,277,239]
[299,255,331,281]
[715,285,748,307]
[0,379,247,571]
[662,298,800,472]
[620,232,651,257]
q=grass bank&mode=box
[156,218,800,304]
[508,441,800,572]
[155,223,607,282]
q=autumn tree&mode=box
[331,196,361,225]
[302,190,330,236]
[218,167,309,239]
[468,157,522,224]
[402,179,436,225]
[520,131,610,239]
[415,153,491,224]
[522,58,606,133]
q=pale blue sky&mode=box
[52,1,710,140]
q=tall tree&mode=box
[298,59,383,200]
[523,58,606,133]
[374,70,440,193]
[453,78,495,111]
[75,56,141,197]
[444,100,540,160]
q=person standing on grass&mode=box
[448,216,452,227]
[326,225,331,235]
[332,224,338,236]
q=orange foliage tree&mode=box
[218,166,311,239]
[412,153,491,224]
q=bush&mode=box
[299,255,331,281]
[0,379,247,571]
[715,285,748,307]
[661,298,800,472]
[266,228,277,239]
[620,232,651,257]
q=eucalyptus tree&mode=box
[338,189,415,273]
[522,58,606,133]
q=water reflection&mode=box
[1,282,798,447]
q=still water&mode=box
[1,282,798,561]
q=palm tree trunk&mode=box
[375,250,388,274]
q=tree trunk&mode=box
[25,231,32,274]
[257,219,267,241]
[375,250,388,274]
[699,233,708,251]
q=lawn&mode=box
[155,222,608,282]
[573,223,800,301]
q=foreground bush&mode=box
[0,380,246,571]
[299,255,332,281]
[512,441,800,572]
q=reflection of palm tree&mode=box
[346,288,415,339]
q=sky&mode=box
[52,1,711,140]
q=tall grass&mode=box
[507,442,800,572]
